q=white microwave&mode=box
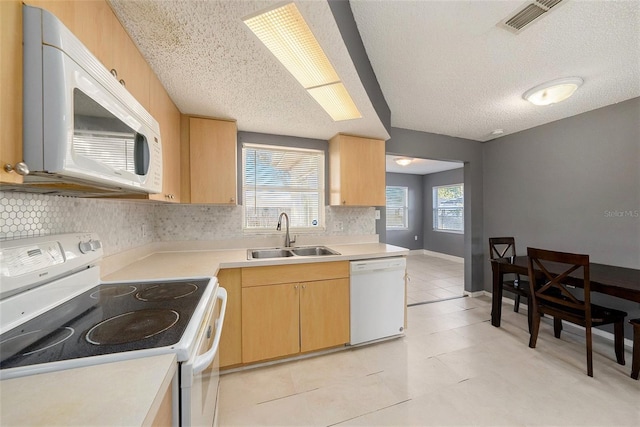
[21,5,162,195]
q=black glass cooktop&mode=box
[0,279,209,370]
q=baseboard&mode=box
[464,290,487,298]
[410,249,464,263]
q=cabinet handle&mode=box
[302,285,306,289]
[342,200,346,205]
[229,197,235,203]
[4,162,29,176]
[294,285,298,289]
[110,69,118,78]
[119,79,126,87]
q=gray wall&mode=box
[423,168,465,257]
[385,172,424,250]
[387,128,484,293]
[483,97,640,338]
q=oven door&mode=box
[180,287,227,427]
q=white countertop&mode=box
[103,242,409,281]
[0,354,176,426]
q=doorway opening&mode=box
[383,155,466,305]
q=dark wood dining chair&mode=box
[526,247,627,377]
[489,237,530,313]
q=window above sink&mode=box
[242,143,325,233]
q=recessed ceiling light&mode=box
[523,77,583,106]
[243,2,361,121]
[394,158,413,166]
[491,129,504,136]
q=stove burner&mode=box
[135,283,198,302]
[1,327,75,360]
[90,285,137,299]
[86,309,179,345]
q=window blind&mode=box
[386,186,408,229]
[243,143,324,230]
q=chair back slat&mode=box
[489,237,516,260]
[527,247,591,317]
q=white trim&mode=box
[464,290,486,298]
[410,249,464,263]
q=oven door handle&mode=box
[192,287,227,375]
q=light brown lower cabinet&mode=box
[217,268,242,368]
[241,277,350,364]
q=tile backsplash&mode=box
[0,192,376,255]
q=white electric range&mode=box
[0,233,226,426]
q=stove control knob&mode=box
[79,241,93,254]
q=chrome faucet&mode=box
[276,212,296,247]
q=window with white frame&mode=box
[433,183,464,232]
[386,186,409,230]
[243,143,324,231]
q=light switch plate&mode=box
[375,209,381,219]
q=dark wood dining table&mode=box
[490,256,640,328]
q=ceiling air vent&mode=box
[499,0,566,34]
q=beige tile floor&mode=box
[219,256,640,427]
[219,251,640,426]
[218,297,639,426]
[406,253,464,304]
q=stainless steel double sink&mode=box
[247,246,340,260]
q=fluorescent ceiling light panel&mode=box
[244,3,361,121]
[243,3,339,89]
[307,82,362,121]
[523,77,583,106]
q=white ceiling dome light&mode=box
[523,77,584,106]
[394,158,413,166]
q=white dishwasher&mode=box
[350,257,406,345]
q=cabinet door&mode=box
[0,0,23,184]
[217,268,242,368]
[242,283,299,363]
[300,278,350,353]
[110,16,151,109]
[189,118,237,204]
[329,135,385,206]
[149,74,181,202]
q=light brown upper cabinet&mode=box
[148,74,181,203]
[329,134,386,206]
[0,0,23,184]
[187,118,238,205]
[24,0,151,109]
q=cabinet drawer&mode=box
[242,261,349,287]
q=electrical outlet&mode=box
[333,221,344,232]
[375,209,381,220]
[414,235,418,241]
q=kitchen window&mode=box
[433,183,464,233]
[386,186,408,229]
[242,143,324,231]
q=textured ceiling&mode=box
[109,0,640,144]
[108,0,390,141]
[351,0,640,141]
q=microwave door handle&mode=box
[192,287,228,375]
